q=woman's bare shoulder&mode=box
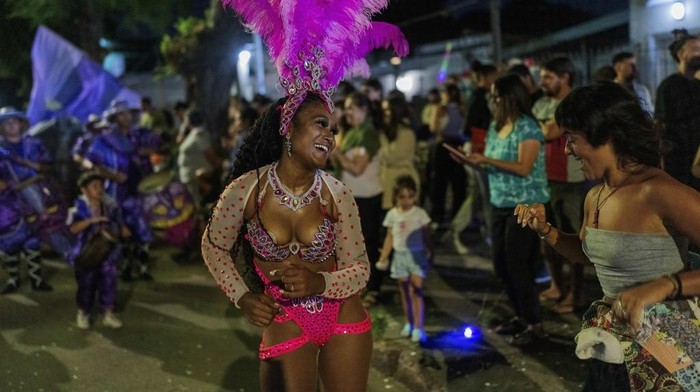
[638,167,699,203]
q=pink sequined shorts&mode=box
[258,309,372,360]
[255,265,372,360]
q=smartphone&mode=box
[442,142,468,158]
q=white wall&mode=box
[121,73,186,110]
[631,0,700,94]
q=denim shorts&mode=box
[390,249,429,279]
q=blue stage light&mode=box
[425,324,482,350]
[463,326,474,339]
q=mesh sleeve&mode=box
[201,171,257,307]
[317,172,370,299]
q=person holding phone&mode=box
[444,74,550,344]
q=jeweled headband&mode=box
[222,0,409,136]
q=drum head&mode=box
[138,171,174,194]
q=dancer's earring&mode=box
[286,135,292,158]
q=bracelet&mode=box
[664,275,679,299]
[673,273,683,299]
[538,222,553,239]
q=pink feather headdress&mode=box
[222,0,409,136]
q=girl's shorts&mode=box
[390,249,429,279]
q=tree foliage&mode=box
[160,16,211,78]
[0,0,187,104]
[160,3,248,135]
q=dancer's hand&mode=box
[238,292,281,327]
[271,259,326,298]
[615,278,676,332]
[514,203,548,233]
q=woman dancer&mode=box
[202,1,408,390]
[515,83,700,391]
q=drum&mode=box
[15,176,67,232]
[138,171,195,246]
[0,180,72,260]
[14,177,73,260]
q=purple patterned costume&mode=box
[0,189,43,291]
[0,136,72,235]
[66,195,123,312]
[0,135,72,292]
[85,125,160,278]
[71,132,95,164]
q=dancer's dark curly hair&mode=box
[213,93,326,292]
[555,82,661,170]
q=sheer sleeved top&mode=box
[201,165,370,306]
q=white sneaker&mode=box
[375,260,389,271]
[411,328,426,343]
[400,323,412,337]
[102,313,123,329]
[76,310,90,330]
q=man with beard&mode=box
[612,51,654,115]
[655,31,700,192]
[531,57,586,314]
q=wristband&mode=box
[673,273,683,299]
[664,275,679,299]
[538,222,553,239]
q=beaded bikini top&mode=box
[245,167,337,263]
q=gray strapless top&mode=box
[582,227,683,298]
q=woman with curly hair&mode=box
[515,82,700,391]
[202,92,376,390]
[202,0,408,387]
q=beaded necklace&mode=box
[268,161,321,211]
[592,176,630,228]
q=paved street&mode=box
[0,232,598,391]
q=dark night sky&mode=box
[442,0,628,14]
[548,0,628,14]
[379,0,629,46]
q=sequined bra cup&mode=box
[246,218,336,263]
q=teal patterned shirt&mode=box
[484,115,550,208]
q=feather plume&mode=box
[222,0,284,60]
[220,0,409,135]
[355,22,409,59]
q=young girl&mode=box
[66,171,130,329]
[377,175,433,342]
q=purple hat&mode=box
[104,100,138,122]
[0,106,28,123]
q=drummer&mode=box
[85,100,162,282]
[0,106,53,293]
[72,113,108,170]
